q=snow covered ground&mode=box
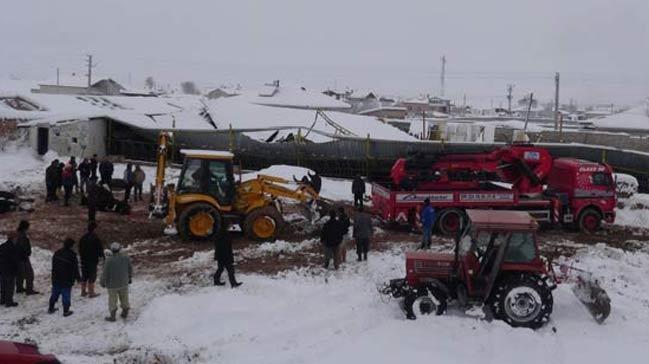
[2,242,649,363]
[2,145,649,363]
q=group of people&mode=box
[45,154,146,217]
[0,220,133,322]
[321,206,373,270]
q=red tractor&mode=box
[381,210,611,329]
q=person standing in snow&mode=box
[79,221,104,298]
[213,224,242,288]
[69,156,79,194]
[15,220,39,295]
[420,198,436,249]
[78,158,91,195]
[62,164,75,206]
[55,161,64,196]
[98,157,114,188]
[353,206,373,261]
[45,160,59,202]
[321,210,343,270]
[86,177,99,222]
[0,231,20,307]
[48,238,81,317]
[90,154,98,180]
[101,243,132,321]
[123,163,134,202]
[352,175,365,208]
[336,207,351,264]
[132,164,146,202]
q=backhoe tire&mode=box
[577,208,602,234]
[437,208,465,237]
[490,273,553,329]
[178,203,222,242]
[244,206,284,242]
[403,285,447,320]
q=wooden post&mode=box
[228,123,234,153]
[365,133,371,177]
[421,110,426,140]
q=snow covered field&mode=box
[1,145,649,363]
[1,242,649,363]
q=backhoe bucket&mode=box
[571,275,611,324]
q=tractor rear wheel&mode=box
[577,208,602,234]
[437,208,465,237]
[491,274,553,329]
[178,203,222,241]
[404,286,447,319]
[244,206,284,242]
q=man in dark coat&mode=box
[78,158,91,195]
[213,225,242,288]
[353,206,373,261]
[79,221,104,298]
[45,160,60,202]
[337,207,351,264]
[90,154,98,180]
[352,175,365,208]
[0,231,20,307]
[55,162,64,195]
[98,158,114,188]
[321,210,343,270]
[15,220,39,295]
[86,177,99,222]
[48,238,81,317]
[62,164,75,207]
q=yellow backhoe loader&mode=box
[150,132,321,241]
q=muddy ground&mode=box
[2,189,649,279]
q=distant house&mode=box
[399,96,451,116]
[359,106,407,120]
[31,75,126,96]
[207,87,240,99]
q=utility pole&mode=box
[440,55,446,97]
[56,67,60,86]
[85,54,96,87]
[524,92,534,131]
[554,72,560,130]
[506,84,514,114]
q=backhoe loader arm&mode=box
[150,131,173,218]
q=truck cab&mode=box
[546,158,616,231]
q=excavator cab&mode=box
[176,153,236,206]
[165,149,236,241]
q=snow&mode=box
[207,97,416,141]
[616,193,649,228]
[2,144,649,363]
[242,165,370,202]
[592,103,649,131]
[245,83,350,110]
[614,173,639,197]
[179,149,234,158]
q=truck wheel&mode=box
[577,208,602,233]
[244,206,284,241]
[178,203,222,241]
[404,286,447,319]
[437,208,465,236]
[491,274,553,329]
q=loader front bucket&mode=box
[571,276,611,324]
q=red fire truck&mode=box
[371,144,616,235]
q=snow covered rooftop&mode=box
[180,149,234,158]
[592,104,649,131]
[240,83,350,110]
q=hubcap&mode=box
[252,216,276,239]
[504,287,542,323]
[413,294,439,317]
[189,211,214,237]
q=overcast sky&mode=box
[1,0,648,105]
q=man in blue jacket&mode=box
[420,198,435,249]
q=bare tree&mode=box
[145,76,155,90]
[181,81,200,95]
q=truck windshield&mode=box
[504,232,536,262]
[591,172,612,187]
